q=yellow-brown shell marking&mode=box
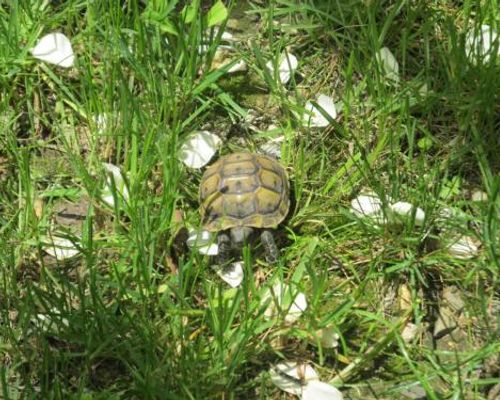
[200,152,290,231]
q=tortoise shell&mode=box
[200,152,290,231]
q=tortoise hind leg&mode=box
[217,231,232,266]
[261,229,279,264]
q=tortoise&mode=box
[199,152,290,265]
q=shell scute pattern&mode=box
[222,194,256,217]
[224,175,259,195]
[221,160,257,178]
[200,152,289,231]
[259,169,283,193]
[255,188,281,214]
[201,173,219,199]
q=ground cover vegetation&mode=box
[0,0,499,398]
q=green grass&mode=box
[1,0,499,399]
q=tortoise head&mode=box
[230,226,254,248]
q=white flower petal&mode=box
[377,47,399,82]
[390,201,425,225]
[263,285,283,320]
[199,243,219,255]
[94,114,108,134]
[186,229,211,246]
[263,283,307,323]
[286,292,307,323]
[350,193,390,226]
[304,94,337,127]
[465,24,500,64]
[31,33,75,68]
[302,381,343,400]
[102,162,123,177]
[266,52,298,84]
[260,141,281,158]
[317,94,338,117]
[260,134,284,158]
[187,229,219,255]
[179,131,221,168]
[102,163,129,207]
[42,236,80,259]
[216,261,244,287]
[350,194,383,217]
[205,27,236,42]
[271,372,302,395]
[446,236,479,259]
[213,28,236,42]
[317,326,340,348]
[227,58,247,73]
[33,307,69,333]
[270,362,318,396]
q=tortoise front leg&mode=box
[261,229,279,264]
[217,231,232,266]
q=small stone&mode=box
[433,306,457,338]
[317,326,340,348]
[435,327,470,364]
[398,283,413,313]
[53,197,91,235]
[33,197,44,219]
[442,286,465,313]
[401,323,419,343]
[471,190,488,202]
[226,18,241,30]
[400,384,427,399]
[487,382,500,400]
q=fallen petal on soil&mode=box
[304,94,337,127]
[42,236,80,259]
[390,201,425,225]
[179,131,222,168]
[31,32,75,68]
[187,229,219,255]
[270,362,318,396]
[302,381,343,400]
[377,47,399,83]
[446,235,479,259]
[266,52,298,84]
[216,261,244,287]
